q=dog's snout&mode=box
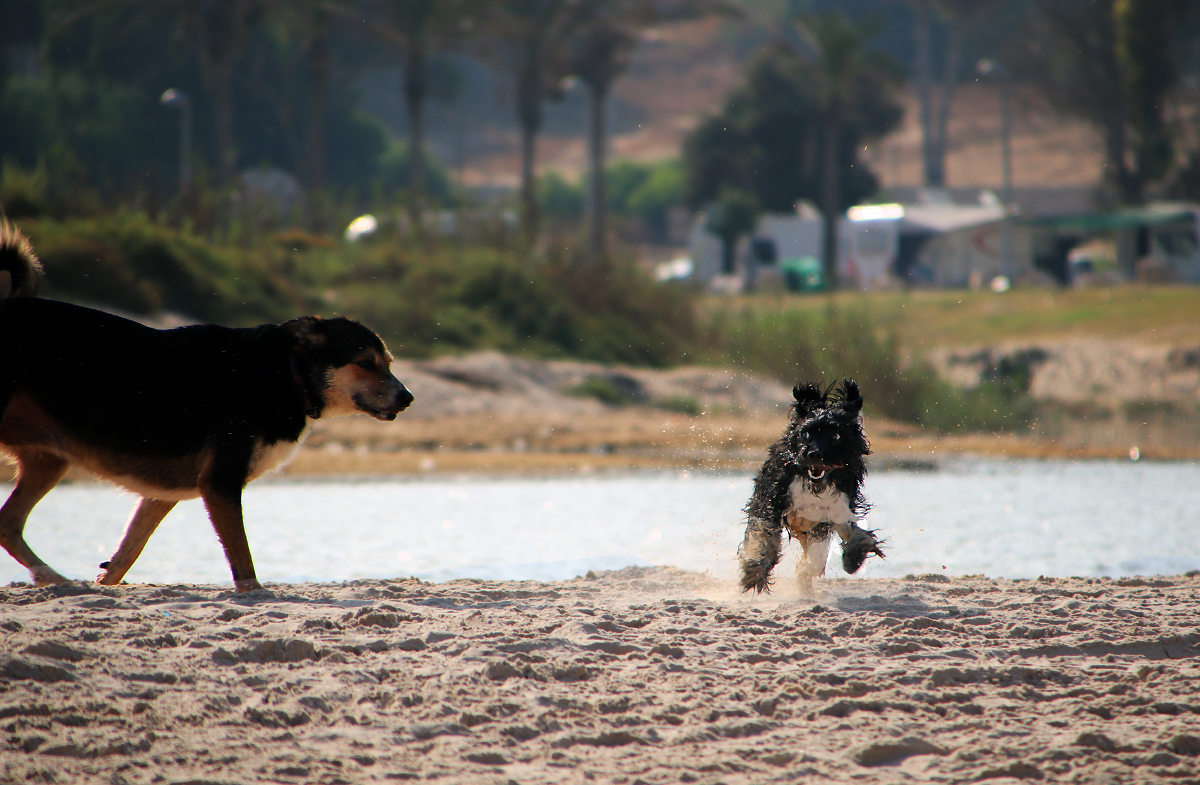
[393,382,414,412]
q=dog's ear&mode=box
[834,379,864,418]
[281,316,329,353]
[792,383,824,419]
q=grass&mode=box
[696,300,1036,432]
[714,287,1200,348]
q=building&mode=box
[686,204,824,292]
[841,199,1044,289]
[1027,203,1200,284]
[685,193,1200,291]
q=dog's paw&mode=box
[738,521,782,594]
[30,566,70,587]
[738,562,774,594]
[841,526,885,574]
[234,578,265,593]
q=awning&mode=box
[1021,205,1197,232]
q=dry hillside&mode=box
[461,19,1107,193]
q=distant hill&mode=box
[359,17,1106,196]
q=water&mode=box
[3,460,1198,586]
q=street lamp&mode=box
[160,88,192,195]
[977,58,1012,283]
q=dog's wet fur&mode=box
[739,380,884,594]
[0,221,413,592]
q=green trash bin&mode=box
[780,256,825,292]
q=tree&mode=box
[182,0,267,185]
[346,0,478,228]
[705,187,760,276]
[276,0,339,192]
[54,0,267,186]
[6,0,394,214]
[789,11,901,285]
[1118,0,1191,189]
[243,1,337,193]
[1025,0,1193,204]
[567,18,634,262]
[684,44,901,214]
[908,0,1001,188]
[566,0,737,263]
[486,0,577,245]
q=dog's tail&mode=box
[0,220,42,298]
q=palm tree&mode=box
[565,12,636,263]
[182,0,267,185]
[566,0,737,263]
[909,0,1003,188]
[245,0,340,193]
[790,11,891,287]
[289,0,340,192]
[487,0,578,246]
[343,0,479,228]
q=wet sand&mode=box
[2,568,1198,784]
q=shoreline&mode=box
[2,569,1198,784]
[4,443,1190,486]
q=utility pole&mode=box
[160,89,193,197]
[977,59,1013,282]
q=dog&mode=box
[738,380,883,595]
[0,221,414,592]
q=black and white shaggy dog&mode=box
[739,380,884,594]
[0,222,413,592]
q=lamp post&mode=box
[977,59,1012,282]
[160,89,192,196]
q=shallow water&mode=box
[3,459,1198,586]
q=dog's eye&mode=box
[356,359,376,371]
[833,433,841,441]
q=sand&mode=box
[2,568,1199,784]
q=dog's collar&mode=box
[289,352,320,418]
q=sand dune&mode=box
[2,568,1198,783]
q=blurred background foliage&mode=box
[2,0,1199,435]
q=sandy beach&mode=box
[2,568,1198,784]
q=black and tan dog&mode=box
[739,380,884,595]
[0,222,413,592]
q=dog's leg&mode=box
[97,498,177,586]
[0,450,70,586]
[738,516,782,593]
[199,444,262,593]
[833,521,885,574]
[796,533,831,597]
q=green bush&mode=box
[568,376,633,406]
[539,171,585,223]
[19,213,303,324]
[376,139,452,205]
[655,395,703,416]
[699,301,1035,433]
[291,242,697,365]
[539,160,685,238]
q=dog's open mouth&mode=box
[807,463,844,481]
